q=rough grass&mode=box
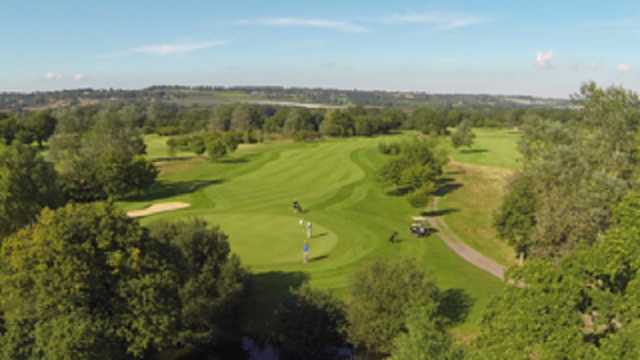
[439,162,517,266]
[120,135,504,339]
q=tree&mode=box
[494,174,537,262]
[0,144,63,238]
[283,108,315,134]
[149,219,247,349]
[411,107,449,136]
[271,285,347,360]
[210,105,234,132]
[497,83,640,260]
[207,138,229,162]
[451,119,475,149]
[0,116,17,145]
[0,203,181,358]
[320,110,354,137]
[25,111,57,148]
[389,305,463,360]
[378,139,447,196]
[263,108,289,133]
[471,192,640,359]
[346,259,441,356]
[51,115,157,201]
[230,105,261,131]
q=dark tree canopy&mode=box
[346,259,441,356]
[472,192,640,359]
[0,144,63,239]
[271,285,347,360]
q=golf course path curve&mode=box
[426,197,506,280]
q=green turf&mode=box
[121,135,504,337]
[446,128,521,170]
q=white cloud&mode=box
[44,72,63,80]
[237,17,368,33]
[132,40,227,56]
[535,50,554,69]
[382,11,487,30]
[73,73,86,81]
[617,63,631,72]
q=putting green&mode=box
[121,135,504,337]
[205,214,338,266]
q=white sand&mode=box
[127,202,191,218]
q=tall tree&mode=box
[471,192,640,359]
[451,119,475,149]
[389,305,463,360]
[0,144,63,239]
[271,285,347,360]
[149,219,247,349]
[346,259,441,356]
[25,111,57,148]
[0,203,181,358]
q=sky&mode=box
[1,0,638,97]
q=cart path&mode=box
[426,196,506,280]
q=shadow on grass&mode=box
[151,155,196,162]
[240,271,309,339]
[311,255,329,262]
[126,179,223,202]
[434,180,463,197]
[422,208,459,217]
[438,288,474,326]
[313,232,329,239]
[219,157,250,164]
[460,148,488,154]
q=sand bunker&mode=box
[127,202,191,218]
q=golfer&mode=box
[306,221,313,239]
[303,241,310,263]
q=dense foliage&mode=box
[472,192,640,359]
[495,83,640,259]
[271,285,348,360]
[50,109,158,201]
[345,259,443,356]
[0,204,247,359]
[0,144,63,239]
[379,138,448,207]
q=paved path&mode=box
[426,196,506,280]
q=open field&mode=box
[445,128,521,170]
[121,135,504,337]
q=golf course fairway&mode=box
[121,135,504,336]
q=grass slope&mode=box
[121,135,503,338]
[439,128,520,266]
[446,128,521,170]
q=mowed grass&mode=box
[446,128,521,170]
[120,135,503,338]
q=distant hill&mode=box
[0,85,571,111]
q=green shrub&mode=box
[407,182,435,208]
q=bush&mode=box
[207,138,229,162]
[407,182,435,208]
[293,131,322,142]
[156,125,184,136]
[378,141,402,155]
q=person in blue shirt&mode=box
[303,241,310,263]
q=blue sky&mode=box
[1,0,638,97]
